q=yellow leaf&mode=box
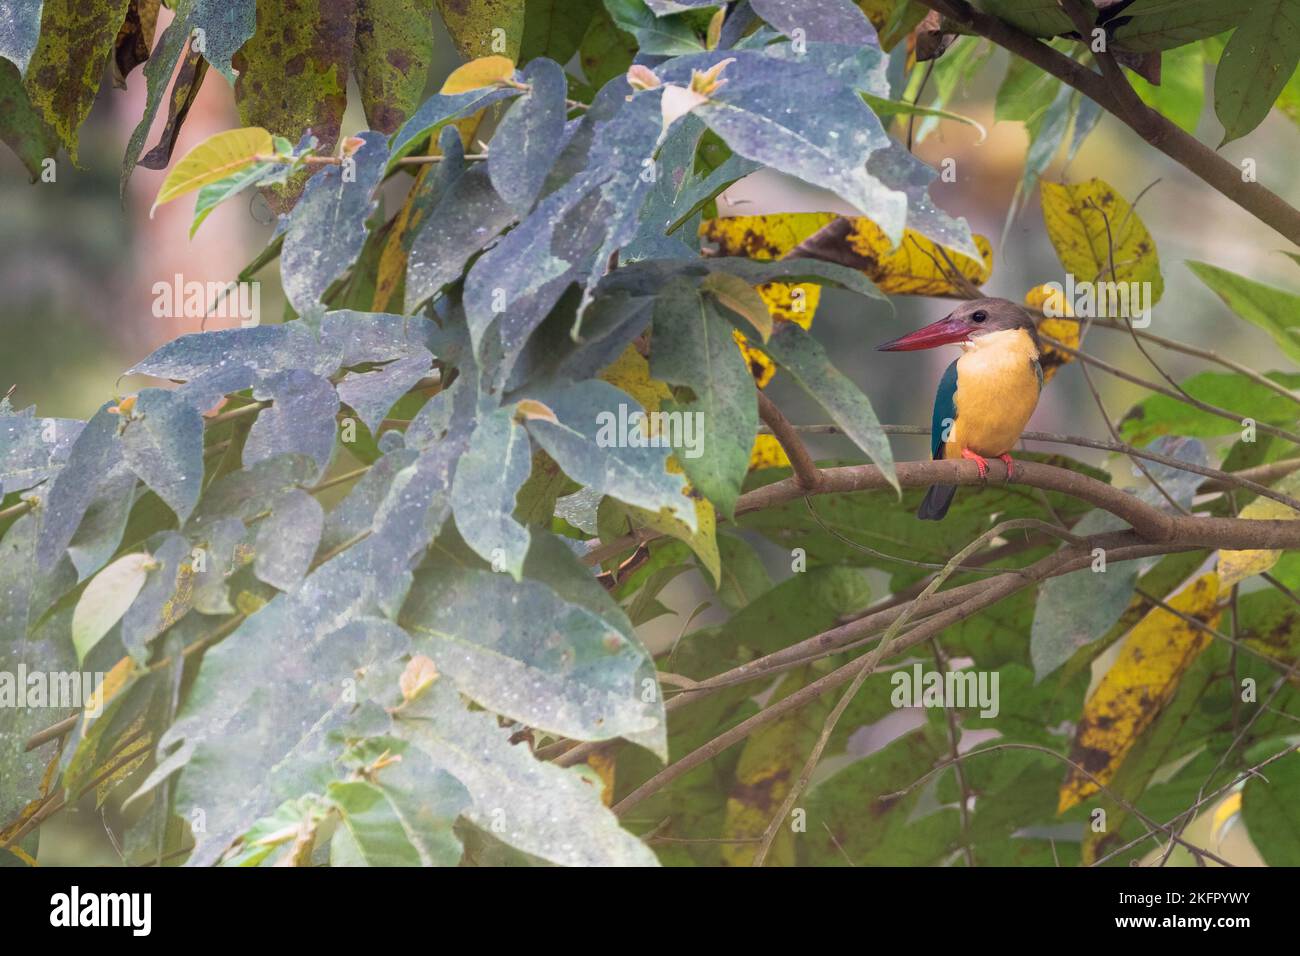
[440,55,515,94]
[701,272,773,341]
[1059,573,1222,813]
[1040,178,1164,303]
[1217,474,1300,587]
[700,212,992,296]
[599,345,671,413]
[721,666,831,866]
[586,752,617,807]
[1024,283,1079,384]
[706,7,725,49]
[150,127,274,216]
[749,433,791,471]
[1211,790,1243,844]
[83,656,137,728]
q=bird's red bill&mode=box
[875,315,969,351]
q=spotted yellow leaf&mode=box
[1218,474,1300,587]
[1059,573,1222,813]
[1040,178,1163,303]
[1024,282,1079,384]
[701,212,992,296]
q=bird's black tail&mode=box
[917,484,957,521]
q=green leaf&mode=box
[650,280,757,519]
[521,0,601,65]
[1129,41,1206,133]
[0,59,59,180]
[327,764,466,867]
[150,126,274,215]
[716,532,772,611]
[603,0,705,54]
[1214,0,1300,145]
[72,553,154,662]
[1187,260,1300,365]
[449,408,533,579]
[980,0,1073,37]
[190,162,288,238]
[579,3,639,88]
[1113,0,1240,53]
[994,52,1062,124]
[1119,370,1300,444]
[760,323,898,493]
[1029,510,1140,681]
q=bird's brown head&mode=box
[876,298,1039,351]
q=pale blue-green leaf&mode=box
[522,379,695,529]
[253,488,324,592]
[130,322,339,382]
[0,0,43,72]
[0,412,82,494]
[761,323,898,492]
[185,454,319,534]
[650,280,757,519]
[192,0,257,81]
[337,353,432,433]
[66,463,137,581]
[394,679,659,865]
[750,0,875,43]
[281,131,389,313]
[604,0,705,54]
[449,408,532,579]
[119,532,193,660]
[191,516,246,615]
[245,370,340,479]
[388,85,519,165]
[118,388,204,522]
[489,57,568,215]
[320,309,438,366]
[318,447,419,555]
[36,404,125,570]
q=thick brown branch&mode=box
[756,390,821,490]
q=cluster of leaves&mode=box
[3,0,1300,868]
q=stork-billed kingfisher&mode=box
[877,298,1043,521]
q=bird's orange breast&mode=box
[943,329,1041,459]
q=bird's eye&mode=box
[971,310,987,323]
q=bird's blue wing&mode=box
[930,359,959,460]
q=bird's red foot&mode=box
[961,447,989,480]
[998,453,1016,481]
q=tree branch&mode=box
[917,0,1300,243]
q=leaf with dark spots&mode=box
[118,388,205,523]
[138,41,209,170]
[191,516,247,615]
[232,0,357,153]
[119,531,195,661]
[253,488,324,592]
[353,0,435,134]
[22,0,132,161]
[281,131,389,314]
[245,369,340,479]
[111,0,160,87]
